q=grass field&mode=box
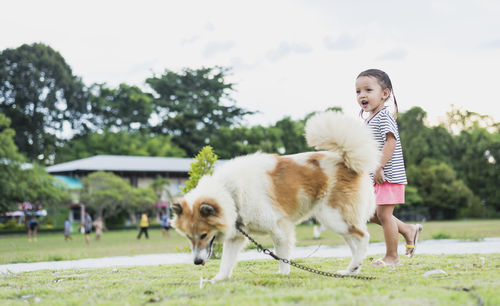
[1,220,499,305]
[1,219,500,265]
[1,254,498,305]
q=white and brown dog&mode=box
[172,112,379,282]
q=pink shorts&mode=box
[374,181,405,205]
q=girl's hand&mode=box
[374,167,385,185]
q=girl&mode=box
[355,69,423,266]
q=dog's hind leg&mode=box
[337,225,369,275]
[271,219,295,275]
[211,235,247,282]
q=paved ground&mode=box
[1,238,499,274]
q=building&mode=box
[47,155,197,193]
[46,155,211,223]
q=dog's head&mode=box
[171,196,227,266]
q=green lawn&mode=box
[1,219,499,265]
[1,254,498,305]
[0,220,500,264]
[1,220,499,305]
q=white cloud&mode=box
[266,42,313,62]
[1,0,499,126]
[324,35,358,51]
[203,41,236,58]
[376,48,408,61]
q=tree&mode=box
[183,146,218,193]
[146,67,254,156]
[443,105,499,135]
[274,116,310,155]
[0,113,26,211]
[18,164,70,208]
[453,127,500,215]
[130,187,157,213]
[54,130,186,163]
[209,112,324,159]
[81,171,158,225]
[80,171,132,222]
[151,175,173,203]
[406,159,480,220]
[0,113,68,212]
[89,83,153,132]
[0,43,89,162]
[209,125,284,159]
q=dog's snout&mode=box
[194,258,205,265]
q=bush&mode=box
[182,146,218,194]
[4,219,22,230]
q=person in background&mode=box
[137,212,149,239]
[64,218,72,241]
[160,207,171,238]
[83,212,93,245]
[27,217,39,242]
[93,216,105,241]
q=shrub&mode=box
[182,146,218,193]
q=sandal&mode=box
[370,258,400,267]
[406,224,423,258]
[370,259,387,267]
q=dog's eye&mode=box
[200,233,207,240]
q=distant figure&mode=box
[64,218,72,241]
[93,216,104,241]
[313,224,326,239]
[27,217,39,242]
[83,212,93,245]
[137,212,149,239]
[160,207,171,237]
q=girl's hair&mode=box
[357,69,399,118]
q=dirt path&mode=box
[1,238,499,274]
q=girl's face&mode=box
[355,76,390,115]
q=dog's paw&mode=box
[336,269,358,275]
[336,269,350,275]
[275,270,290,276]
[210,273,229,283]
[337,264,361,275]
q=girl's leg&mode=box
[371,214,420,255]
[374,204,399,264]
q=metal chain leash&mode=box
[236,224,376,280]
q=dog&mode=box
[172,111,380,282]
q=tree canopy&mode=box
[1,43,499,220]
[0,43,89,162]
[146,67,254,156]
[80,171,157,223]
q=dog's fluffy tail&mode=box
[305,111,380,174]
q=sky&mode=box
[1,0,500,127]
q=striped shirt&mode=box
[366,108,407,184]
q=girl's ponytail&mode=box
[392,89,399,119]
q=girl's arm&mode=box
[374,132,396,184]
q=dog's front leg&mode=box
[211,236,247,282]
[271,221,295,276]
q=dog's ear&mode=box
[199,203,217,217]
[171,202,182,215]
